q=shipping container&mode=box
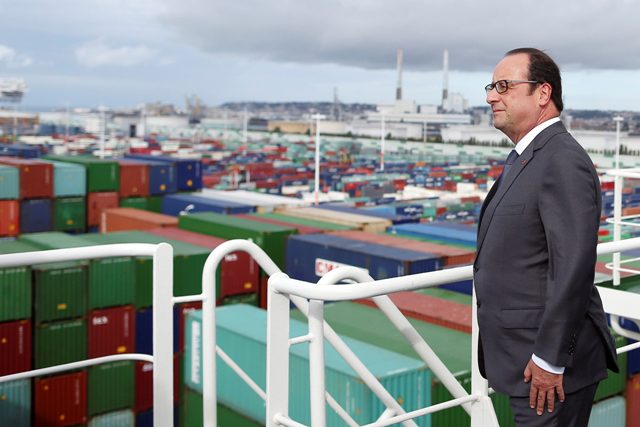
[235,213,323,234]
[20,198,53,233]
[0,379,31,426]
[34,318,86,368]
[277,206,392,232]
[134,361,154,412]
[185,305,433,426]
[53,196,86,231]
[87,361,135,416]
[19,232,135,309]
[87,191,119,227]
[120,158,176,195]
[286,233,441,282]
[290,301,515,427]
[126,154,202,191]
[119,196,149,210]
[0,319,31,376]
[148,227,260,298]
[390,222,478,247]
[200,188,309,212]
[594,333,627,401]
[0,156,53,199]
[318,203,419,225]
[162,193,255,216]
[588,396,625,427]
[135,308,153,355]
[0,164,19,199]
[33,261,88,323]
[330,230,475,267]
[0,200,19,236]
[117,160,149,197]
[0,241,34,322]
[628,373,640,427]
[100,207,177,233]
[34,371,87,426]
[44,155,119,192]
[181,386,262,427]
[46,160,86,197]
[88,305,135,358]
[0,143,40,158]
[88,409,135,427]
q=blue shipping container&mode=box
[0,165,19,199]
[47,160,86,197]
[286,233,441,282]
[391,222,478,247]
[162,193,255,216]
[125,155,202,191]
[120,159,177,195]
[319,204,418,225]
[0,143,40,158]
[20,198,52,233]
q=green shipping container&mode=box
[179,212,296,269]
[253,212,355,231]
[182,386,262,427]
[34,318,87,368]
[88,361,135,416]
[81,231,211,303]
[594,333,627,402]
[185,305,432,426]
[53,196,86,231]
[219,292,259,307]
[88,409,134,427]
[0,241,34,322]
[44,155,119,192]
[33,261,88,323]
[291,301,515,427]
[19,232,135,309]
[119,197,149,211]
[0,379,31,426]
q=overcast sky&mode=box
[1,0,639,111]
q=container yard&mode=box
[1,132,640,427]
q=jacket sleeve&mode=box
[533,148,600,367]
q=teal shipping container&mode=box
[588,396,625,427]
[0,379,31,426]
[185,305,432,426]
[0,165,19,199]
[47,160,86,197]
[88,409,135,427]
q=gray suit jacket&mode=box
[473,121,618,397]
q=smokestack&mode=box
[396,48,403,101]
[442,49,449,111]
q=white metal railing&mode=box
[0,243,174,427]
[605,168,640,285]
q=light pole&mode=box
[312,114,325,206]
[98,105,107,159]
[614,116,623,169]
[380,114,386,172]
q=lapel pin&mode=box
[520,159,527,165]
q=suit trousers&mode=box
[508,383,597,426]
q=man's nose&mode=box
[486,88,499,105]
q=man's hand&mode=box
[523,359,565,415]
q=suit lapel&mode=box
[476,121,568,258]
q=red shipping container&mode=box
[118,161,149,197]
[0,156,53,199]
[147,227,259,299]
[101,207,177,233]
[35,371,87,426]
[0,319,31,376]
[87,191,118,227]
[628,373,640,427]
[88,305,135,358]
[0,199,19,237]
[135,354,180,411]
[176,302,202,353]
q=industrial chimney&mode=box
[396,49,403,101]
[442,49,449,111]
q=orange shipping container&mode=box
[118,161,149,197]
[0,200,19,236]
[100,207,177,233]
[87,192,119,227]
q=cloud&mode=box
[157,0,640,72]
[75,39,158,67]
[0,44,33,68]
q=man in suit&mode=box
[474,47,619,426]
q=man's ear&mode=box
[538,83,553,107]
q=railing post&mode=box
[152,243,174,427]
[266,272,292,427]
[308,299,327,426]
[613,174,623,286]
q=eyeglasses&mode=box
[485,79,539,94]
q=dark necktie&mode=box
[502,149,519,180]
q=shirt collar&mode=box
[514,117,561,155]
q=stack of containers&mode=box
[0,241,35,426]
[117,159,150,206]
[161,193,255,216]
[125,155,203,192]
[18,231,136,422]
[276,206,392,232]
[43,155,120,230]
[0,156,54,233]
[118,159,176,211]
[0,163,20,237]
[184,304,433,426]
[45,160,87,232]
